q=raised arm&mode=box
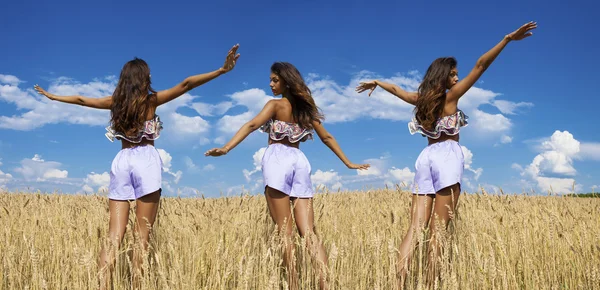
[204,100,277,157]
[34,85,112,109]
[447,21,537,103]
[356,80,418,105]
[156,44,241,106]
[312,121,370,170]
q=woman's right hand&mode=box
[221,44,240,73]
[506,21,537,41]
[355,81,378,96]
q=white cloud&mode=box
[501,135,513,144]
[526,131,580,177]
[387,167,415,186]
[14,154,68,181]
[516,130,585,194]
[311,169,342,191]
[470,109,512,134]
[81,171,110,193]
[203,164,215,171]
[216,89,273,136]
[492,100,534,115]
[156,148,182,184]
[242,147,267,182]
[0,159,12,185]
[357,156,386,176]
[0,74,22,86]
[166,112,210,140]
[461,146,483,180]
[535,176,579,195]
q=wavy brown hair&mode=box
[110,58,157,137]
[271,62,324,129]
[414,57,457,132]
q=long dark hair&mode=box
[271,62,324,129]
[110,58,157,136]
[414,57,457,132]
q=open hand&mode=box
[506,21,537,41]
[347,163,371,170]
[355,81,378,96]
[221,44,240,73]
[33,84,54,100]
[204,147,228,157]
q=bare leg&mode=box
[428,183,460,287]
[132,190,161,289]
[99,199,131,290]
[397,194,434,287]
[264,187,296,289]
[293,198,328,290]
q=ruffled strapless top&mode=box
[105,114,163,143]
[408,110,468,139]
[259,119,313,143]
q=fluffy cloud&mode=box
[81,171,110,193]
[157,148,182,184]
[461,146,483,180]
[515,130,584,194]
[501,135,513,144]
[216,89,273,135]
[311,169,343,191]
[242,147,267,182]
[14,154,68,181]
[0,158,13,185]
[492,100,534,115]
[0,74,23,86]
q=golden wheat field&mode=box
[1,188,599,290]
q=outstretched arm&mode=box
[156,44,240,106]
[312,120,370,170]
[205,100,277,157]
[447,21,537,103]
[34,85,112,109]
[356,80,418,105]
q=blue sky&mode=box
[1,0,599,197]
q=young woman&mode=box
[205,61,369,289]
[356,22,537,285]
[34,44,240,289]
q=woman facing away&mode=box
[356,22,537,286]
[205,61,370,289]
[34,44,240,289]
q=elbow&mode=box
[476,59,490,72]
[321,135,333,145]
[246,122,260,131]
[182,78,193,92]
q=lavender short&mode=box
[261,143,314,198]
[411,140,464,195]
[108,145,163,200]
